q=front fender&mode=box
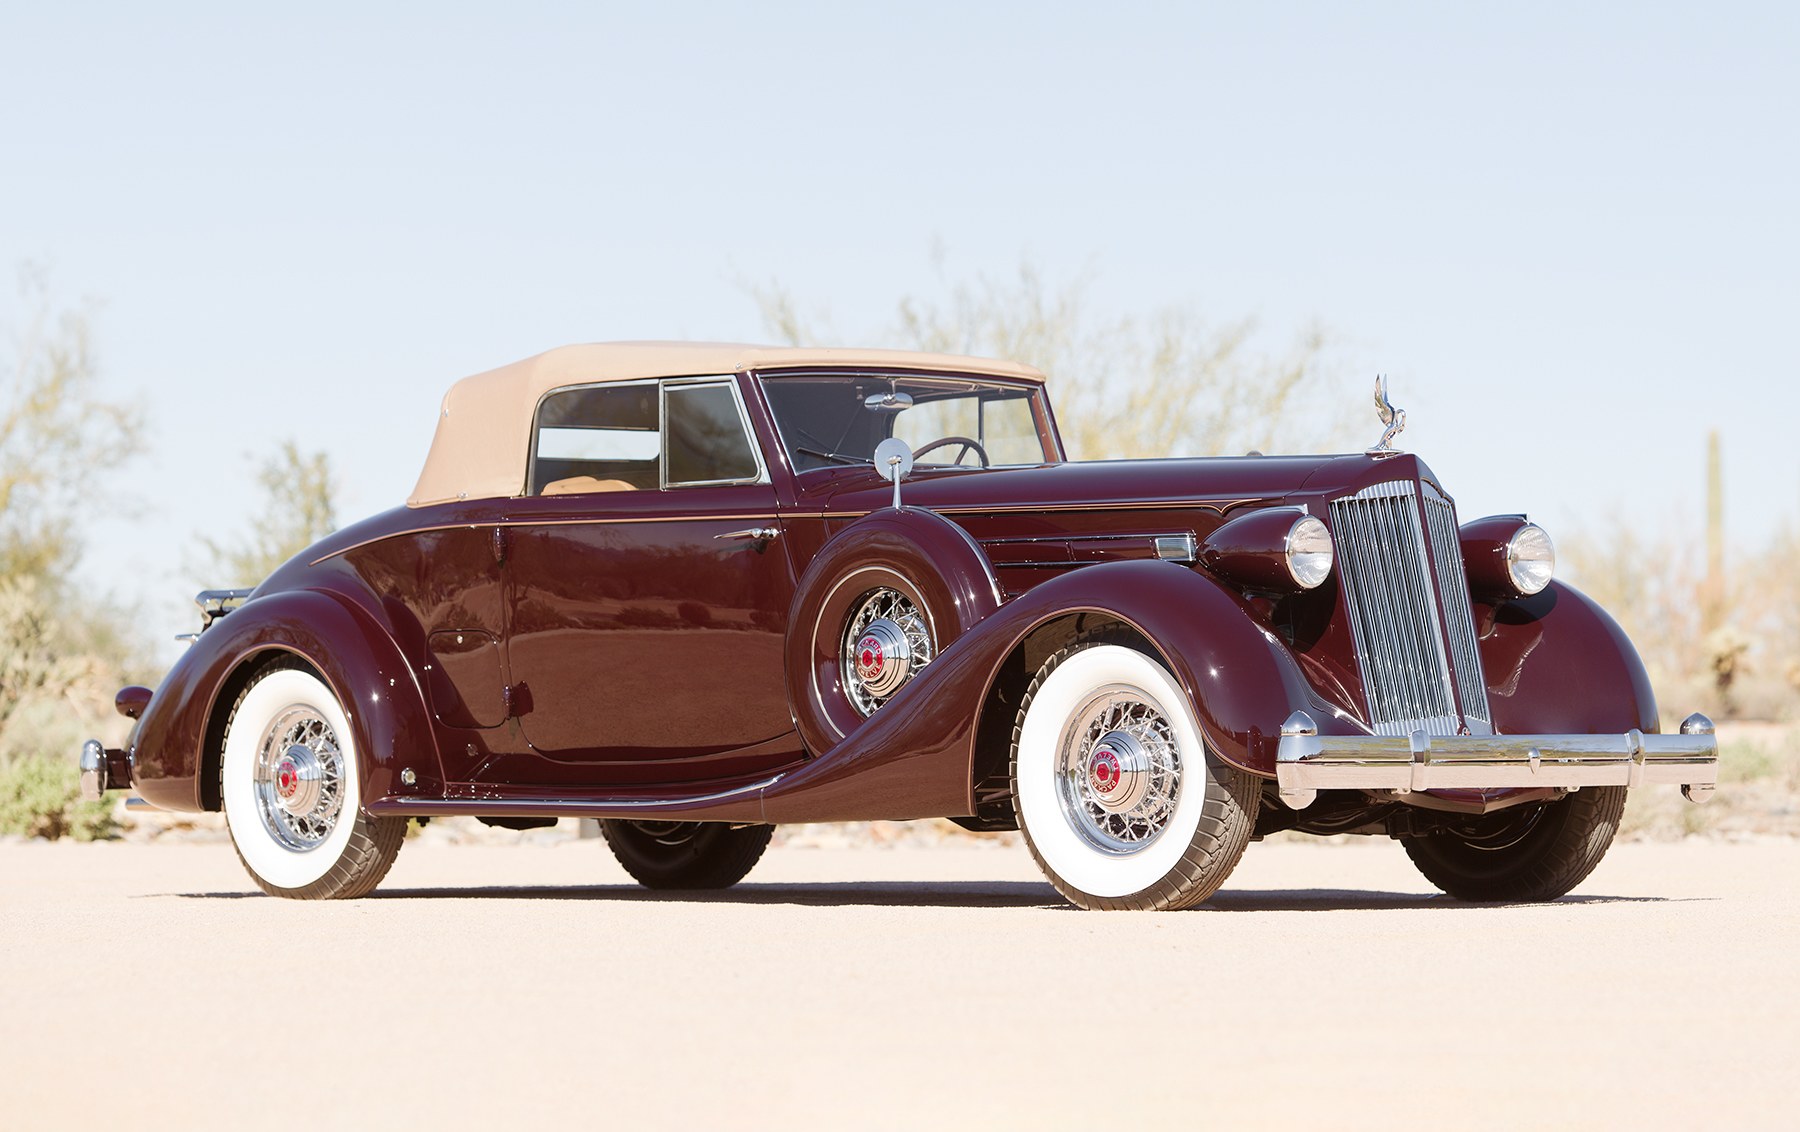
[1480,579,1660,734]
[759,560,1335,822]
[130,589,442,812]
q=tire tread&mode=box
[1401,785,1626,902]
[600,821,774,890]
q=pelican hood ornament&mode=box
[1367,375,1406,457]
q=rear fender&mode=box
[760,559,1333,822]
[129,589,441,812]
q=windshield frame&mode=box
[754,368,1065,475]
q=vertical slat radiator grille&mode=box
[1421,481,1492,731]
[1329,480,1490,737]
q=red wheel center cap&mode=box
[858,635,885,676]
[1090,747,1121,794]
[276,759,298,798]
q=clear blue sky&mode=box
[4,2,1796,659]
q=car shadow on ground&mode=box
[165,883,1703,911]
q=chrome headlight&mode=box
[1201,507,1335,593]
[1505,523,1555,595]
[1286,515,1334,590]
[1459,515,1555,600]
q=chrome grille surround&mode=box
[1329,479,1491,738]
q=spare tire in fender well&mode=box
[784,506,1002,756]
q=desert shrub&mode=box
[0,753,116,840]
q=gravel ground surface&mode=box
[2,835,1795,1130]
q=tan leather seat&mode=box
[542,476,640,496]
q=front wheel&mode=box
[221,663,406,899]
[1400,785,1626,902]
[600,820,774,889]
[1011,639,1258,911]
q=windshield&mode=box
[760,373,1059,473]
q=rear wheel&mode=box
[220,664,406,900]
[1010,638,1257,911]
[600,820,774,889]
[1400,786,1626,902]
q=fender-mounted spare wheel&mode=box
[785,507,1000,754]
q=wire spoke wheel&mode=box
[841,586,934,716]
[1012,637,1257,910]
[251,706,347,851]
[221,664,406,899]
[1054,688,1183,855]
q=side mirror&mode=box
[873,437,914,510]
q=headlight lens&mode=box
[1286,515,1334,589]
[1506,523,1555,595]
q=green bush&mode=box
[0,754,117,841]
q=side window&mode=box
[532,383,659,495]
[665,382,759,485]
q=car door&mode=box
[494,374,804,788]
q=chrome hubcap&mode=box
[842,588,933,716]
[253,705,345,852]
[1057,686,1181,854]
[272,744,326,816]
[1084,730,1152,813]
[853,618,914,698]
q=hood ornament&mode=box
[1367,375,1406,458]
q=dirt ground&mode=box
[2,835,1795,1130]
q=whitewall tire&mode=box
[1011,639,1258,910]
[221,664,405,899]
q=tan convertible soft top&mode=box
[407,341,1046,507]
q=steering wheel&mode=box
[912,435,991,468]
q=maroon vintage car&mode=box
[83,343,1718,908]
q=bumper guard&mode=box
[78,740,130,802]
[1275,711,1719,810]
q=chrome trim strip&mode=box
[989,560,1091,571]
[820,497,1272,520]
[1275,711,1719,810]
[374,773,786,815]
[309,513,785,565]
[980,531,1189,545]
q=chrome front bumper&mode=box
[1274,711,1719,810]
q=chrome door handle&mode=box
[714,527,780,542]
